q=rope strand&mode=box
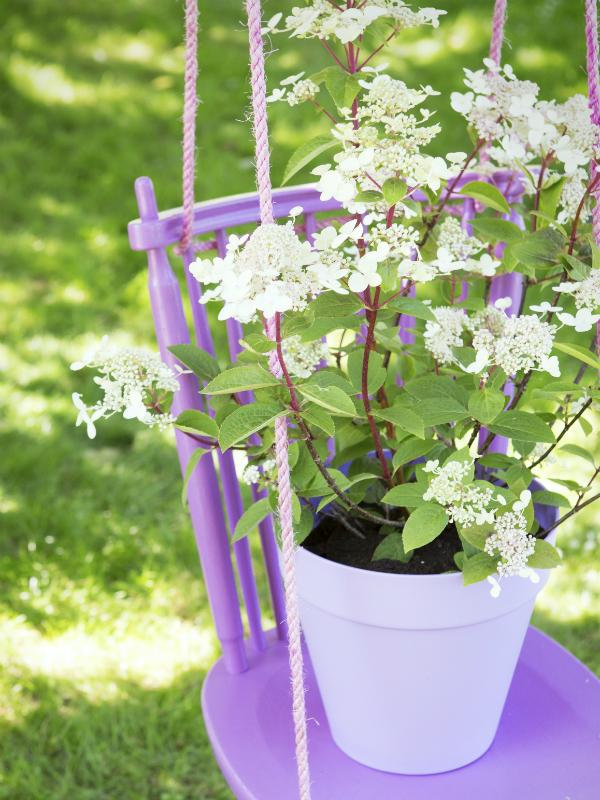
[246,1,311,798]
[585,0,600,361]
[180,0,199,253]
[489,0,507,65]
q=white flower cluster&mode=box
[555,269,600,312]
[423,458,538,580]
[312,218,389,294]
[423,307,467,364]
[470,307,559,377]
[282,1,445,44]
[267,72,320,106]
[422,302,560,377]
[557,169,589,225]
[312,73,448,206]
[282,335,328,378]
[423,458,495,527]
[71,341,179,438]
[241,458,277,487]
[451,60,598,214]
[190,223,348,324]
[484,510,536,578]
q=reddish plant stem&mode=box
[319,38,349,72]
[568,172,600,254]
[531,151,554,232]
[357,25,400,70]
[361,286,393,486]
[273,316,402,528]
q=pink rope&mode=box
[585,0,600,358]
[489,0,508,65]
[246,1,311,798]
[180,0,199,253]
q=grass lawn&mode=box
[1,1,599,798]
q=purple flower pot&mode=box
[294,529,557,775]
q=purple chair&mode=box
[128,179,600,799]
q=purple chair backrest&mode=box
[127,173,521,675]
[128,179,345,674]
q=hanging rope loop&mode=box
[245,1,311,798]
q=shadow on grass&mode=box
[0,667,233,800]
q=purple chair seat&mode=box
[203,627,600,799]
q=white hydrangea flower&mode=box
[284,1,445,42]
[241,457,278,488]
[554,269,600,312]
[558,168,590,224]
[282,336,328,378]
[268,72,320,106]
[470,308,558,376]
[423,307,468,364]
[72,344,179,437]
[437,216,485,261]
[423,457,496,527]
[557,308,600,333]
[190,222,348,323]
[484,510,536,577]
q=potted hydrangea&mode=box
[73,1,600,776]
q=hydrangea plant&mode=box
[73,1,600,593]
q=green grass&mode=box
[1,1,599,797]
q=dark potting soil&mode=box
[302,510,462,576]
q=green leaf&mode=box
[373,405,425,439]
[372,533,411,562]
[203,365,280,395]
[301,404,335,437]
[459,181,510,214]
[468,388,506,424]
[232,498,272,543]
[508,228,564,268]
[309,292,362,317]
[295,505,315,545]
[528,538,562,569]
[402,504,449,551]
[218,403,284,451]
[382,483,426,507]
[282,135,339,185]
[347,350,387,395]
[462,552,498,586]
[169,344,219,383]
[558,443,596,467]
[311,66,359,109]
[386,297,437,322]
[306,369,355,395]
[418,398,469,427]
[538,176,565,228]
[554,341,600,371]
[459,522,494,551]
[382,177,407,206]
[392,438,437,470]
[470,217,524,242]
[174,410,218,438]
[354,190,384,203]
[240,333,276,355]
[404,375,469,406]
[488,411,555,444]
[298,384,357,417]
[181,447,208,506]
[532,490,571,508]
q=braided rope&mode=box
[245,1,311,798]
[585,0,600,359]
[180,0,199,253]
[489,0,508,65]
